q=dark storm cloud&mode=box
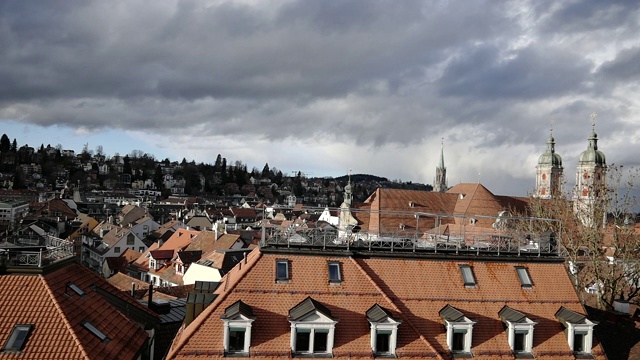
[437,44,592,100]
[540,0,640,34]
[0,0,638,162]
[598,46,640,82]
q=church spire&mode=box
[535,121,563,199]
[434,139,447,192]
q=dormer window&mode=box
[328,262,342,284]
[367,304,401,357]
[459,265,476,288]
[439,305,475,355]
[515,267,533,289]
[221,300,255,355]
[555,307,595,356]
[276,259,290,283]
[499,306,536,356]
[288,297,338,356]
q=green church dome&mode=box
[538,134,562,166]
[578,129,606,165]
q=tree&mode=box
[0,134,10,153]
[214,154,222,172]
[11,139,17,152]
[153,165,164,190]
[123,155,132,175]
[262,163,270,178]
[521,164,640,310]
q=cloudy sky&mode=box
[1,0,639,196]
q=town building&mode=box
[0,236,158,359]
[167,214,603,359]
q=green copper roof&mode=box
[578,128,606,165]
[537,133,562,167]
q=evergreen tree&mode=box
[11,139,17,152]
[153,165,164,190]
[123,155,132,175]
[0,134,10,153]
[214,154,222,171]
[261,163,270,178]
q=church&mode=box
[534,121,607,226]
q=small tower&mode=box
[434,139,447,192]
[338,169,358,238]
[574,114,607,226]
[535,125,563,198]
[343,170,352,207]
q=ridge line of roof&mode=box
[39,275,91,360]
[167,248,263,358]
[350,257,445,360]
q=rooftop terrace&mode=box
[261,208,562,259]
[0,235,75,272]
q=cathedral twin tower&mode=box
[535,121,607,203]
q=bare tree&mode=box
[522,165,640,309]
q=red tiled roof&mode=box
[0,263,151,359]
[167,249,605,359]
[186,232,241,253]
[150,249,174,260]
[158,229,200,252]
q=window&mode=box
[499,306,536,356]
[126,234,135,245]
[114,247,121,254]
[515,267,533,289]
[439,305,475,355]
[83,322,110,343]
[276,259,289,282]
[228,328,246,352]
[67,282,86,297]
[3,324,33,352]
[459,265,476,287]
[289,297,337,356]
[328,262,341,284]
[221,300,255,355]
[139,246,144,252]
[555,307,595,355]
[452,330,465,351]
[367,304,401,356]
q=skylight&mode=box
[328,262,341,283]
[3,324,33,352]
[276,259,289,281]
[515,267,533,288]
[459,265,476,287]
[67,283,86,297]
[83,322,109,343]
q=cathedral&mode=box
[534,121,607,225]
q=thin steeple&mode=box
[438,138,445,169]
[434,138,447,192]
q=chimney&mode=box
[148,283,153,308]
[131,283,136,297]
[614,298,631,315]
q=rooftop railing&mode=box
[260,208,562,257]
[0,235,75,268]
